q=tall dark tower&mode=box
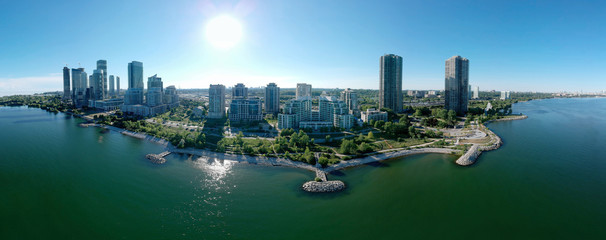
[445,55,469,115]
[63,66,70,101]
[379,54,403,113]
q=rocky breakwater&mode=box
[492,115,528,122]
[455,126,504,166]
[455,144,480,166]
[302,180,346,193]
[145,153,167,164]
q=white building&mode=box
[361,108,388,123]
[228,97,263,122]
[208,84,226,118]
[296,83,312,99]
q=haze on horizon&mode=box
[0,0,605,95]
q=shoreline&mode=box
[62,107,524,192]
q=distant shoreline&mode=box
[6,105,526,192]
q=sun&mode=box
[205,15,243,49]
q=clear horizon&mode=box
[1,0,605,95]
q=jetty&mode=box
[145,151,171,164]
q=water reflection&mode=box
[191,157,235,192]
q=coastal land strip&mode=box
[87,115,527,193]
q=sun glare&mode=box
[205,15,243,49]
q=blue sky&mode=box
[0,0,605,95]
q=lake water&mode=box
[1,98,606,239]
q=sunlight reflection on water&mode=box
[190,157,236,197]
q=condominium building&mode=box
[379,54,403,112]
[264,83,280,115]
[228,97,263,122]
[116,76,120,96]
[296,83,312,99]
[500,91,511,100]
[109,75,115,97]
[278,96,353,130]
[71,68,88,108]
[63,67,70,101]
[208,84,226,118]
[232,83,248,98]
[97,60,108,95]
[340,88,359,117]
[90,69,105,101]
[473,86,479,99]
[125,61,144,105]
[445,55,469,115]
[361,108,388,123]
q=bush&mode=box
[319,156,329,167]
[314,177,322,182]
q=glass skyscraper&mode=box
[265,83,280,115]
[445,55,469,115]
[379,54,403,113]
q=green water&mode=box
[1,98,606,239]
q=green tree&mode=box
[358,142,373,153]
[367,131,374,140]
[339,139,358,155]
[318,156,329,167]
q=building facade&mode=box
[361,108,388,123]
[232,83,248,98]
[116,76,120,96]
[63,67,70,101]
[126,61,144,105]
[445,55,469,115]
[91,69,105,101]
[109,75,115,97]
[340,88,359,117]
[473,86,479,99]
[379,54,403,112]
[97,60,107,95]
[265,83,280,115]
[277,97,352,130]
[208,84,226,118]
[228,97,263,122]
[296,83,312,99]
[71,68,88,108]
[148,74,163,91]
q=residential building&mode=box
[148,74,163,92]
[116,76,120,96]
[232,83,248,98]
[97,60,107,95]
[379,54,403,112]
[91,69,105,101]
[264,83,280,115]
[361,108,388,123]
[63,67,70,101]
[109,75,115,97]
[473,86,479,99]
[164,85,179,107]
[445,55,469,115]
[500,91,511,100]
[277,96,352,130]
[340,88,359,117]
[125,61,144,105]
[208,84,226,118]
[71,68,88,108]
[121,74,178,116]
[228,97,263,122]
[296,83,312,99]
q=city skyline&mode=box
[1,0,606,96]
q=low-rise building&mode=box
[361,108,388,123]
